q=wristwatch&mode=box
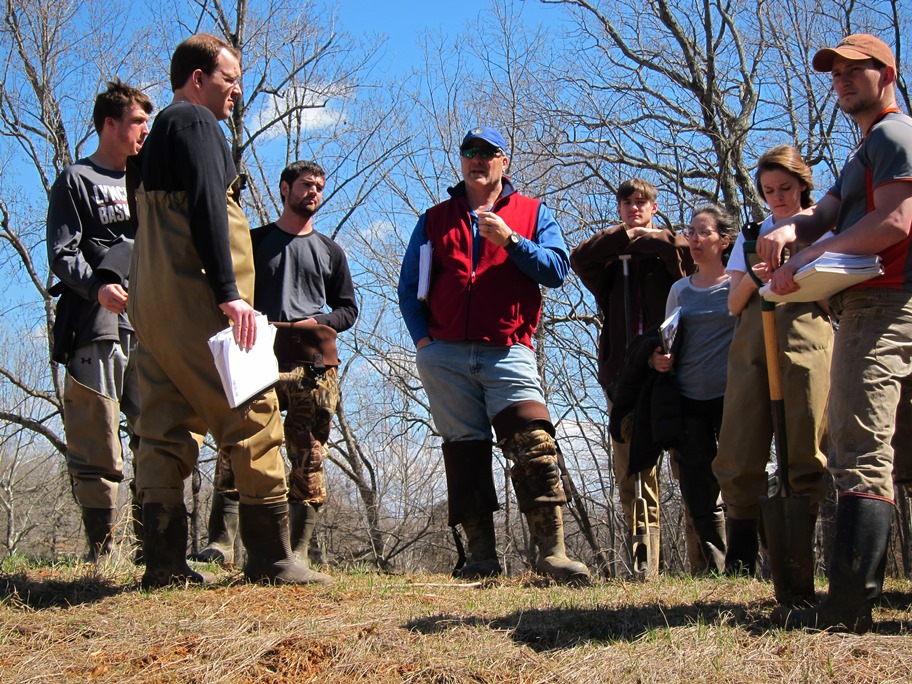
[505,231,521,251]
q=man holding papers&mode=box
[398,125,589,583]
[129,34,317,587]
[760,34,912,632]
[193,161,356,584]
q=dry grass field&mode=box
[1,557,911,683]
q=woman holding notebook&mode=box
[711,146,833,595]
[651,205,737,574]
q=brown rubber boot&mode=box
[141,503,211,588]
[240,502,331,585]
[82,507,117,563]
[452,514,501,579]
[289,501,317,560]
[289,502,333,580]
[525,505,591,585]
[188,491,239,566]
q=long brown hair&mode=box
[755,145,814,209]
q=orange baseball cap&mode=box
[812,34,896,72]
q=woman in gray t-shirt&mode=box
[652,205,737,574]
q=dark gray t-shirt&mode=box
[251,222,357,332]
[829,110,912,289]
[47,158,133,342]
[665,275,734,400]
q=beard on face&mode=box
[838,91,880,116]
[289,195,320,219]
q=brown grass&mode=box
[1,559,910,683]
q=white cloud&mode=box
[250,84,347,140]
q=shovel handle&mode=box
[744,236,791,496]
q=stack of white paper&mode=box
[207,313,279,408]
[659,306,681,353]
[417,240,433,301]
[759,252,882,303]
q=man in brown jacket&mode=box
[570,178,692,576]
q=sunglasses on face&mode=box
[460,147,504,160]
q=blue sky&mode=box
[335,0,563,73]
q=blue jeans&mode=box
[829,288,912,501]
[416,340,546,442]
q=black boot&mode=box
[239,502,331,585]
[289,501,333,580]
[776,496,892,633]
[188,492,239,566]
[82,507,116,563]
[141,503,210,589]
[452,514,502,579]
[442,440,500,578]
[724,517,759,577]
[692,511,726,575]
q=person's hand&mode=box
[627,226,663,239]
[416,336,433,350]
[219,298,258,350]
[477,211,511,246]
[757,224,797,270]
[651,347,673,373]
[98,283,128,314]
[766,259,802,296]
[751,261,773,284]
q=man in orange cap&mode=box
[760,33,912,633]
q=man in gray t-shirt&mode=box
[47,80,152,563]
[761,34,912,633]
[192,161,356,582]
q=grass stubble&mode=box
[0,557,910,683]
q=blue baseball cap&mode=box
[460,126,508,155]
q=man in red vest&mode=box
[398,126,590,584]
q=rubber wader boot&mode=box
[239,502,332,585]
[452,514,501,579]
[289,501,319,561]
[693,512,727,574]
[141,503,210,588]
[775,496,892,633]
[524,505,591,585]
[82,507,117,563]
[724,517,759,577]
[188,491,239,566]
[289,502,332,580]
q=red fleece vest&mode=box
[424,192,542,348]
